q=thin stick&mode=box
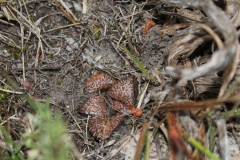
[68,110,83,132]
[86,115,90,151]
[0,88,23,94]
[12,66,61,72]
[83,0,88,14]
[45,23,82,32]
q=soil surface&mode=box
[1,0,240,159]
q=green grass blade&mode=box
[93,25,100,39]
[0,125,12,144]
[0,125,19,160]
[209,125,216,152]
[187,136,220,160]
[24,96,72,160]
[143,128,150,160]
[134,123,149,160]
[223,108,240,119]
[25,96,51,120]
[122,46,149,78]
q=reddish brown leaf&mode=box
[134,123,149,160]
[85,72,116,94]
[79,95,108,118]
[88,113,125,140]
[112,100,130,114]
[108,76,142,117]
[108,76,136,107]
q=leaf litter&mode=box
[0,0,240,159]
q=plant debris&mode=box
[1,0,240,159]
[80,72,142,140]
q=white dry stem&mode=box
[0,88,23,95]
[2,6,13,21]
[85,115,90,151]
[82,0,88,14]
[21,0,30,22]
[191,24,224,50]
[0,33,20,49]
[0,115,20,125]
[34,38,43,82]
[8,6,58,49]
[0,80,15,91]
[20,25,26,81]
[45,22,81,32]
[58,0,78,21]
[137,82,149,109]
[159,122,168,141]
[6,5,46,82]
[218,44,240,97]
[215,117,229,160]
[0,18,14,25]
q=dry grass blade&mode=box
[0,0,16,21]
[159,23,191,32]
[45,22,82,33]
[192,23,224,50]
[53,0,78,24]
[154,100,220,111]
[165,30,212,66]
[155,91,240,111]
[0,33,21,49]
[159,8,174,41]
[137,82,149,109]
[0,88,23,94]
[0,0,9,2]
[158,10,202,22]
[6,5,62,82]
[218,45,240,97]
[162,0,238,87]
